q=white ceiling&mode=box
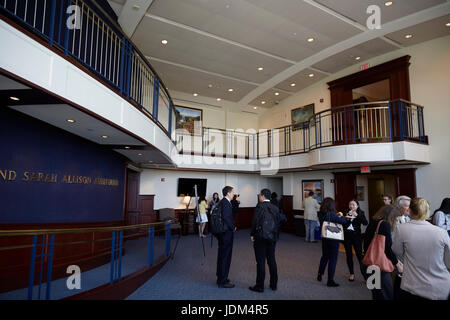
[8,103,173,165]
[0,74,30,90]
[111,0,450,109]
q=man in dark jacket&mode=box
[249,189,282,292]
[216,186,236,288]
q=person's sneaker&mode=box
[218,283,235,288]
[327,280,340,287]
[270,285,277,291]
[317,274,322,282]
[249,285,264,293]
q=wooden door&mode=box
[334,173,357,213]
[368,179,385,219]
[124,169,140,225]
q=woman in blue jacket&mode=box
[317,197,347,287]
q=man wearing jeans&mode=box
[304,191,320,242]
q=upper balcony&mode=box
[0,1,430,173]
[174,100,429,173]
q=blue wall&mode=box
[0,108,126,223]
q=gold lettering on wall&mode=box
[2,169,118,187]
[22,171,58,183]
[0,170,17,181]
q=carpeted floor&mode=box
[127,230,372,300]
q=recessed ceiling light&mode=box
[309,73,314,78]
[138,153,143,156]
[148,160,153,163]
[384,1,393,6]
[228,88,234,92]
[66,119,76,123]
[125,146,130,149]
[355,56,361,60]
[446,22,450,27]
[225,4,230,9]
[208,84,213,88]
[257,67,264,71]
[161,39,168,45]
[307,37,315,43]
[253,107,258,110]
[293,32,297,36]
[216,98,221,101]
[9,96,20,101]
[193,93,198,96]
[274,92,280,96]
[101,135,108,139]
[132,5,140,10]
[261,101,266,104]
[405,34,413,39]
[290,83,296,87]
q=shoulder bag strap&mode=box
[375,219,383,234]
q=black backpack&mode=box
[210,199,228,236]
[256,204,280,242]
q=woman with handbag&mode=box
[363,205,403,300]
[343,200,368,282]
[317,198,347,287]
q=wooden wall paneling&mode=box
[281,195,294,233]
[0,221,122,293]
[334,173,357,213]
[328,56,411,142]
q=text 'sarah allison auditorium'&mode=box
[0,169,119,186]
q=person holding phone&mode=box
[343,199,368,281]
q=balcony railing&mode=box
[0,220,178,300]
[0,3,427,161]
[0,0,176,141]
[176,100,426,159]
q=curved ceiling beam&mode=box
[118,0,155,37]
[238,2,450,105]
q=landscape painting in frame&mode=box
[291,103,314,130]
[175,106,202,135]
[302,180,324,204]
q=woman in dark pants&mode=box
[343,199,368,281]
[317,198,348,287]
[364,205,403,300]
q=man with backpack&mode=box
[249,189,283,293]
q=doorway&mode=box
[335,168,416,220]
[358,174,397,219]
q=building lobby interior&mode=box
[0,0,449,301]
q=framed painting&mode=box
[302,179,324,204]
[174,105,202,135]
[291,103,314,131]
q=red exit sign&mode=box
[360,63,370,70]
[361,166,371,173]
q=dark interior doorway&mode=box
[368,179,385,219]
[124,168,141,225]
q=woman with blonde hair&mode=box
[392,198,450,300]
